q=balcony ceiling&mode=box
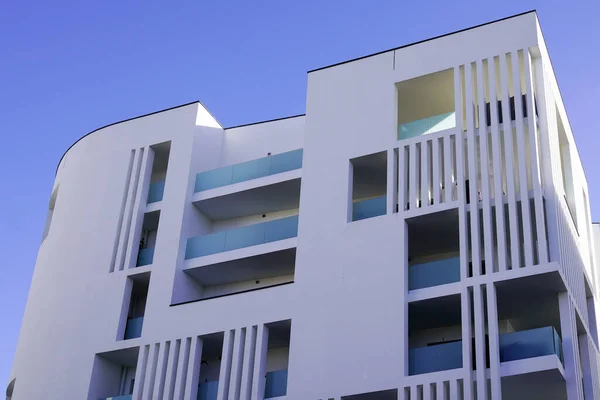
[194,178,301,220]
[185,248,296,286]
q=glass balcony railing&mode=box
[499,326,563,363]
[185,215,299,259]
[147,181,165,203]
[195,149,303,192]
[409,256,461,290]
[198,380,219,400]
[398,112,456,140]
[124,317,143,340]
[409,340,463,375]
[136,247,154,267]
[264,369,288,398]
[102,395,132,400]
[352,196,386,221]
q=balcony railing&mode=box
[398,112,456,140]
[124,317,143,340]
[265,369,288,398]
[102,395,132,400]
[409,256,460,290]
[352,196,386,221]
[499,326,563,363]
[136,247,154,267]
[409,340,463,375]
[147,181,165,203]
[409,326,562,375]
[198,380,219,400]
[185,215,299,259]
[194,149,303,192]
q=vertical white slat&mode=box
[473,285,487,400]
[228,328,246,400]
[126,146,155,271]
[410,385,419,400]
[421,140,430,207]
[511,50,534,268]
[163,339,180,400]
[240,326,257,400]
[399,387,409,400]
[153,341,170,400]
[251,325,269,400]
[173,337,191,400]
[423,383,432,400]
[499,52,521,270]
[461,288,473,400]
[387,148,396,214]
[444,135,453,203]
[217,330,235,400]
[436,381,445,400]
[455,66,469,280]
[110,149,136,273]
[409,143,418,210]
[400,221,410,378]
[488,56,508,272]
[559,293,586,400]
[476,59,495,274]
[184,337,203,400]
[486,284,502,400]
[142,343,160,400]
[449,379,458,400]
[433,138,441,204]
[399,146,407,211]
[465,62,482,277]
[523,49,548,264]
[133,344,150,400]
[115,148,144,271]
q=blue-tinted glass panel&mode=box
[103,395,133,400]
[264,369,288,398]
[224,223,266,251]
[195,166,234,192]
[398,112,456,140]
[270,149,303,175]
[147,181,165,203]
[352,196,386,221]
[409,341,463,375]
[185,232,227,259]
[499,326,562,363]
[198,380,219,400]
[136,247,154,267]
[265,215,299,243]
[409,257,460,290]
[194,150,303,192]
[124,317,143,340]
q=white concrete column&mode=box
[461,287,473,400]
[184,336,203,400]
[559,292,585,400]
[228,328,246,400]
[240,326,258,400]
[486,283,502,399]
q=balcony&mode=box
[352,196,386,221]
[398,112,456,140]
[136,247,154,267]
[500,327,563,364]
[198,380,219,400]
[194,149,303,192]
[124,317,143,340]
[102,396,132,400]
[147,181,165,204]
[409,256,460,290]
[409,340,463,375]
[185,215,298,260]
[265,369,288,398]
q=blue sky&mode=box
[1,0,599,387]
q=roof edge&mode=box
[224,113,306,130]
[307,10,537,74]
[55,101,201,175]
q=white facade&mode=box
[8,11,600,400]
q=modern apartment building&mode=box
[7,10,600,400]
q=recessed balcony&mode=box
[147,180,165,204]
[194,149,303,192]
[185,215,298,259]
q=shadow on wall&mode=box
[6,378,15,400]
